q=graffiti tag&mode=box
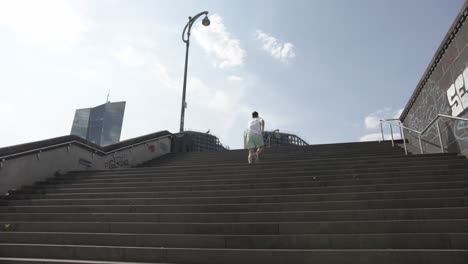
[158,142,169,152]
[79,158,93,167]
[105,155,130,169]
[454,120,468,141]
[147,144,156,152]
[447,65,468,117]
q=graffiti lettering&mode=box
[454,120,468,141]
[105,155,130,169]
[447,65,468,117]
[147,144,156,152]
[79,158,93,167]
[158,142,169,152]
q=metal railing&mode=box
[380,114,468,155]
[266,129,280,148]
[243,129,280,149]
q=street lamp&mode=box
[179,11,210,133]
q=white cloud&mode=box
[255,30,295,63]
[186,76,251,144]
[0,0,90,48]
[112,41,178,90]
[364,115,381,130]
[364,108,403,129]
[192,14,246,68]
[359,133,401,142]
[110,41,251,147]
[151,61,178,89]
[360,107,404,142]
[228,75,243,82]
[114,46,147,68]
[188,77,246,113]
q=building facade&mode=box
[71,101,126,146]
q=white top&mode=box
[247,118,263,135]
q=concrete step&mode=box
[6,191,468,209]
[99,150,412,169]
[0,244,467,264]
[125,146,404,158]
[145,146,402,159]
[153,153,416,166]
[23,181,468,198]
[48,168,468,186]
[59,155,463,180]
[38,175,468,192]
[1,207,467,222]
[158,145,401,157]
[72,155,460,177]
[48,164,468,187]
[93,153,461,169]
[153,152,409,166]
[144,155,461,170]
[148,149,439,162]
[0,257,159,264]
[162,143,402,155]
[11,182,466,202]
[1,232,467,249]
[2,219,468,234]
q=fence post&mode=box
[418,135,423,154]
[380,121,384,141]
[390,125,394,147]
[399,123,408,155]
[436,121,444,153]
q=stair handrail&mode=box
[380,119,417,155]
[380,113,468,155]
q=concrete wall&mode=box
[401,3,468,155]
[0,135,171,195]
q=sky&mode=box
[0,0,465,149]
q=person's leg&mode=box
[256,146,264,156]
[246,133,255,164]
[248,149,255,164]
[254,133,265,162]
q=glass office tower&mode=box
[70,101,126,146]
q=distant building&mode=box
[262,130,308,147]
[71,101,126,146]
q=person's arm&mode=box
[261,119,265,133]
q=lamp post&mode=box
[179,11,210,133]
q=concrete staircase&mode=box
[1,140,468,263]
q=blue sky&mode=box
[0,0,464,149]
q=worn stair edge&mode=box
[0,244,467,264]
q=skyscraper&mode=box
[71,101,126,146]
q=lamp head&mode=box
[202,15,210,26]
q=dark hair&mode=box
[252,111,259,118]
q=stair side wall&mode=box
[401,2,468,156]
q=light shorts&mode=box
[246,132,264,149]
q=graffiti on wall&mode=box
[146,141,169,153]
[158,141,169,152]
[147,144,156,152]
[79,158,93,167]
[405,78,448,132]
[105,154,130,169]
[447,65,468,117]
[454,120,468,141]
